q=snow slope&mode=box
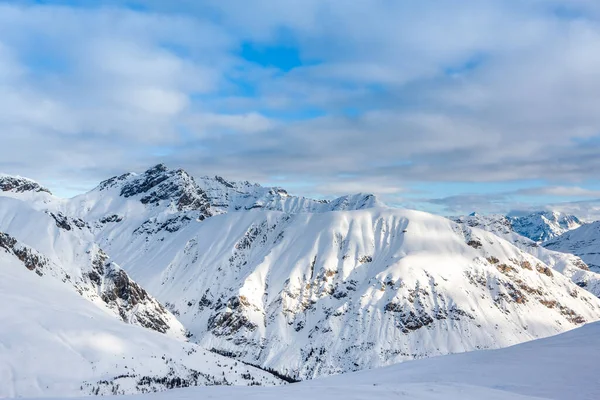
[453,214,600,297]
[0,246,283,397]
[0,196,186,338]
[545,221,600,273]
[43,321,600,400]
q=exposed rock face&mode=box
[0,175,52,194]
[96,164,381,218]
[112,164,213,214]
[91,249,174,334]
[78,246,186,337]
[47,211,89,231]
[0,232,48,274]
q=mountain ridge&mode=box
[2,165,600,386]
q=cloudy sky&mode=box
[2,0,600,217]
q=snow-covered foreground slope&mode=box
[545,222,600,273]
[98,206,600,379]
[44,321,600,400]
[453,214,600,297]
[0,246,283,397]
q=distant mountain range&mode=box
[460,211,584,243]
[2,166,600,396]
[451,213,600,297]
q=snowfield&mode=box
[32,321,600,399]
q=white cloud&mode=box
[517,187,600,197]
[1,0,600,212]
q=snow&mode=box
[2,165,600,398]
[0,196,186,338]
[89,205,600,379]
[453,213,600,297]
[510,211,583,242]
[195,173,384,214]
[33,320,600,399]
[545,221,600,273]
[0,246,283,397]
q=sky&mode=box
[2,0,600,218]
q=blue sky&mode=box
[3,0,600,218]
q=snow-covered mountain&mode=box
[452,213,600,297]
[0,196,186,338]
[62,164,383,220]
[97,206,600,380]
[510,211,583,242]
[196,174,383,214]
[0,174,52,195]
[3,165,600,385]
[545,221,600,273]
[0,241,282,397]
[451,211,584,244]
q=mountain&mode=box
[3,165,600,384]
[63,164,383,219]
[0,174,52,195]
[510,211,583,242]
[0,239,283,397]
[0,196,187,338]
[452,213,600,297]
[96,206,600,380]
[58,320,600,400]
[545,221,600,273]
[196,174,383,214]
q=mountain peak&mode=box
[145,163,169,175]
[0,174,52,195]
[119,166,212,214]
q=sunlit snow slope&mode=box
[0,246,283,397]
[97,206,600,379]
